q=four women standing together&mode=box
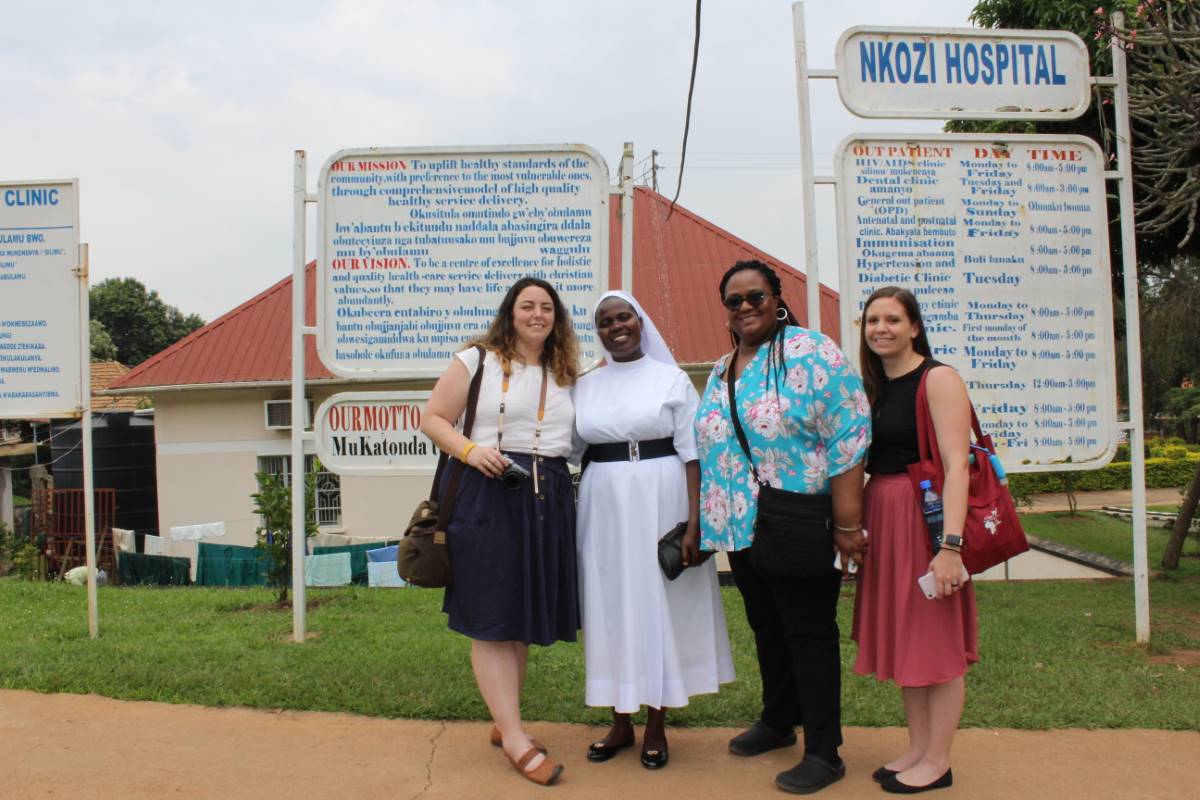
[421,266,980,793]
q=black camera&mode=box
[499,459,531,490]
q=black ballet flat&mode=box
[873,766,900,783]
[881,768,953,794]
[640,743,669,769]
[587,734,635,762]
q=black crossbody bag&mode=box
[726,354,834,581]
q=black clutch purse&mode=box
[657,522,689,580]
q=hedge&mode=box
[1008,455,1199,495]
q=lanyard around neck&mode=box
[497,363,550,493]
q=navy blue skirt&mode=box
[441,452,579,645]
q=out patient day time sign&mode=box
[838,135,1117,470]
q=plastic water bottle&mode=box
[989,453,1008,485]
[919,479,945,552]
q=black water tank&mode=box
[51,411,159,534]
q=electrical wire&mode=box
[667,0,702,221]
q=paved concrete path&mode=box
[1027,487,1181,514]
[2,690,1196,799]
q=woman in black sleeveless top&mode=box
[851,287,978,794]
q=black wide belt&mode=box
[585,437,677,463]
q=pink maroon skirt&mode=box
[852,473,979,687]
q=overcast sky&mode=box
[2,0,979,322]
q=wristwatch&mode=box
[942,534,964,549]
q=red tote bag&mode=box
[906,369,1029,575]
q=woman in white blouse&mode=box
[422,277,580,787]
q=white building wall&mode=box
[151,384,437,551]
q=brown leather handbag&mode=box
[397,346,485,587]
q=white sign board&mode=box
[835,27,1090,119]
[0,179,82,418]
[313,391,437,476]
[316,145,609,379]
[837,134,1117,471]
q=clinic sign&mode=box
[837,134,1117,470]
[0,179,82,419]
[316,145,609,379]
[835,27,1090,119]
[313,391,438,475]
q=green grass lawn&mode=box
[1021,510,1200,579]
[1,576,1196,730]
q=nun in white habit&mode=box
[573,290,734,770]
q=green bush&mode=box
[1009,455,1199,495]
[0,522,39,580]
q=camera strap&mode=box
[497,364,550,494]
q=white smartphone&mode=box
[917,566,970,599]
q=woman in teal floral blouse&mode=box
[695,260,871,795]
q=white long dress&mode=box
[575,355,735,712]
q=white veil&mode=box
[592,290,677,368]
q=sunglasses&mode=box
[722,289,771,311]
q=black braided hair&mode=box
[718,260,802,400]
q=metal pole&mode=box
[1111,12,1150,643]
[291,151,308,642]
[792,2,823,333]
[78,242,98,639]
[620,142,634,294]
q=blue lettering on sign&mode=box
[3,188,60,207]
[857,39,1068,87]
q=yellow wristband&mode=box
[460,442,477,463]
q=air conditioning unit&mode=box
[264,399,313,430]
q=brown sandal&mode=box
[508,746,563,786]
[490,724,546,753]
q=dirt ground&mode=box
[2,690,1196,799]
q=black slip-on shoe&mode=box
[775,754,846,795]
[728,721,797,757]
[873,766,900,783]
[586,734,635,762]
[881,768,953,794]
[640,743,669,769]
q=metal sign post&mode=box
[792,4,825,332]
[291,151,315,643]
[1110,11,1149,642]
[78,243,97,638]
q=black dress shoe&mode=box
[586,734,635,762]
[728,721,797,757]
[775,754,846,795]
[640,742,669,769]
[881,768,953,794]
[873,766,900,783]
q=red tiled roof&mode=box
[108,268,333,391]
[618,188,839,364]
[109,188,838,391]
[91,361,147,410]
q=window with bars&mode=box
[257,455,342,527]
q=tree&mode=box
[1160,386,1200,569]
[1141,258,1200,416]
[251,461,319,605]
[89,278,205,366]
[89,319,118,362]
